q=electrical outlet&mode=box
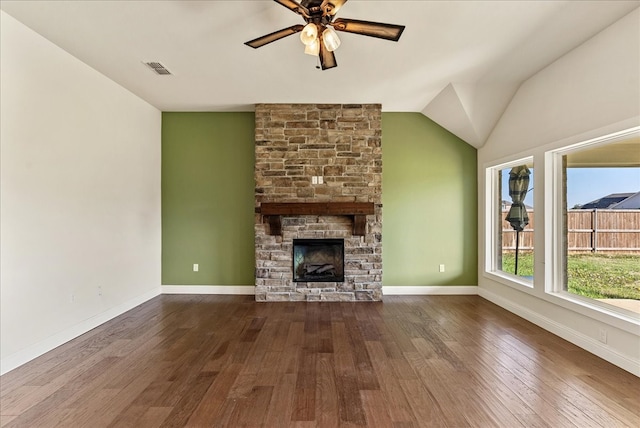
[439,264,445,273]
[598,328,608,344]
[312,176,318,184]
[193,263,199,272]
[97,286,102,296]
[70,293,75,303]
[318,176,324,184]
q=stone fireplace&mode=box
[254,104,382,302]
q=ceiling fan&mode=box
[245,0,405,70]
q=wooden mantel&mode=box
[257,202,375,236]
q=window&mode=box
[486,158,534,285]
[547,128,640,315]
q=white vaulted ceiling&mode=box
[1,0,638,147]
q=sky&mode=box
[566,167,640,208]
[501,167,640,209]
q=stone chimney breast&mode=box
[254,104,382,302]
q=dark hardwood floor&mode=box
[1,295,638,427]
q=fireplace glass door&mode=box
[293,239,345,282]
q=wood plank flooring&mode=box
[1,295,638,427]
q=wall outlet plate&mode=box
[598,328,608,344]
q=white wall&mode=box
[0,11,162,374]
[478,8,640,375]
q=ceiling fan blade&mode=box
[332,18,405,41]
[245,25,304,48]
[274,0,309,17]
[319,42,337,70]
[321,0,348,16]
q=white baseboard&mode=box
[162,285,478,296]
[162,285,256,295]
[166,285,478,296]
[0,287,161,376]
[383,285,478,295]
[478,287,640,377]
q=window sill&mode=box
[483,270,534,291]
[546,290,640,333]
[483,270,639,334]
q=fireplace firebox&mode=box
[293,239,345,283]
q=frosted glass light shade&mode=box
[300,23,318,46]
[304,39,320,56]
[322,26,341,52]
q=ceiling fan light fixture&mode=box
[304,38,320,56]
[322,26,341,52]
[245,0,405,70]
[300,23,318,46]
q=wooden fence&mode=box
[502,209,640,252]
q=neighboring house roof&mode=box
[609,191,640,209]
[501,200,533,211]
[579,192,640,209]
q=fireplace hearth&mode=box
[293,239,344,283]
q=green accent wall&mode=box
[161,111,477,287]
[382,113,478,286]
[162,112,255,285]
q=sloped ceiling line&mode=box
[1,0,637,149]
[420,81,522,148]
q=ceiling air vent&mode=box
[144,61,172,75]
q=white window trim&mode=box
[545,126,640,322]
[484,156,535,290]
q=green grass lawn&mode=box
[501,252,640,300]
[501,251,534,278]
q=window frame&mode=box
[545,126,640,318]
[484,156,535,289]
